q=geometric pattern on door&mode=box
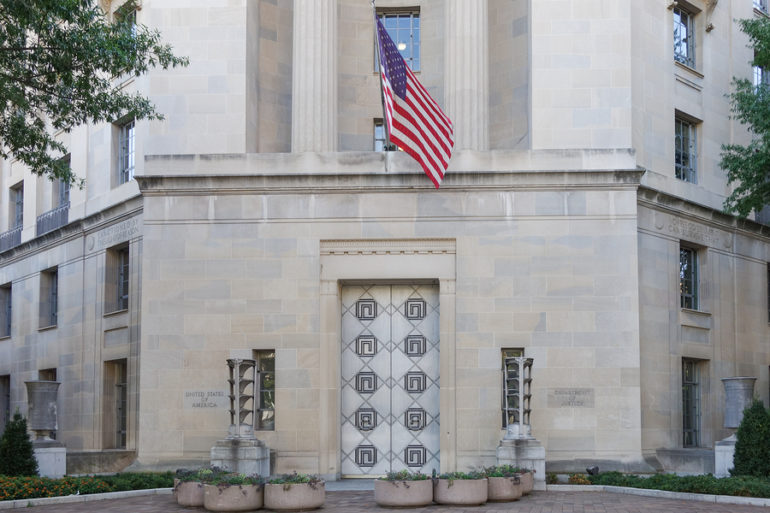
[340,284,440,476]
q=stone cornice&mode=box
[637,186,770,241]
[138,150,643,195]
[0,198,143,264]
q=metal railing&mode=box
[0,226,21,253]
[36,203,69,236]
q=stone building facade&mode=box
[1,0,769,477]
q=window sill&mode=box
[38,324,57,332]
[681,308,710,317]
[674,60,704,79]
[0,335,9,341]
[755,7,769,18]
[104,308,128,318]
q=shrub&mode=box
[381,469,430,481]
[269,471,323,490]
[0,412,38,477]
[586,472,770,498]
[101,472,174,491]
[732,399,770,477]
[568,473,591,485]
[437,471,486,480]
[484,465,526,478]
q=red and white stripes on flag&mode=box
[375,15,454,188]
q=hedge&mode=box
[588,471,770,498]
[0,472,174,501]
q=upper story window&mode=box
[117,118,135,185]
[40,267,58,328]
[373,119,397,151]
[376,10,420,72]
[680,245,699,310]
[754,57,769,90]
[105,244,129,313]
[10,182,23,229]
[675,116,697,183]
[55,155,71,208]
[755,0,768,13]
[674,6,695,68]
[0,284,10,338]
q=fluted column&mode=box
[444,0,489,151]
[291,0,337,152]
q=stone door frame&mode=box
[319,239,456,478]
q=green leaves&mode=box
[721,18,770,217]
[0,0,188,183]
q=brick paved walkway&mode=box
[17,490,770,512]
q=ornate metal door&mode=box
[341,285,439,476]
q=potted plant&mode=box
[374,470,432,507]
[433,471,488,506]
[264,472,325,511]
[518,468,534,495]
[175,468,217,507]
[203,473,264,512]
[484,465,523,502]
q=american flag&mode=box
[375,14,454,188]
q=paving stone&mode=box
[15,491,770,512]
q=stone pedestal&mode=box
[33,440,66,478]
[714,434,736,478]
[496,438,546,490]
[210,438,270,476]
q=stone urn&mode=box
[203,483,263,512]
[487,476,522,502]
[722,377,757,429]
[264,481,325,511]
[175,481,205,507]
[374,478,433,507]
[433,477,488,506]
[25,381,60,440]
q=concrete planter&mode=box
[203,483,263,512]
[433,478,488,506]
[519,471,534,495]
[264,481,325,510]
[487,476,522,502]
[374,478,433,507]
[175,481,205,507]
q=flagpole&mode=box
[372,0,393,158]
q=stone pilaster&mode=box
[444,0,488,151]
[291,0,337,152]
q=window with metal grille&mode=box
[0,284,10,338]
[115,361,127,448]
[375,10,420,72]
[39,268,58,328]
[501,348,524,428]
[118,119,135,184]
[11,183,23,228]
[675,117,697,183]
[674,7,695,68]
[682,358,701,447]
[680,246,699,310]
[253,350,275,430]
[117,247,129,310]
[0,375,9,436]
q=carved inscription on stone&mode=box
[89,218,141,252]
[666,218,721,247]
[183,390,228,409]
[547,388,595,408]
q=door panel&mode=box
[340,284,439,476]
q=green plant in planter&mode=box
[437,470,486,487]
[176,467,226,483]
[210,473,264,488]
[484,465,524,478]
[380,470,430,488]
[269,471,323,491]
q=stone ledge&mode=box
[546,484,770,507]
[0,488,172,510]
